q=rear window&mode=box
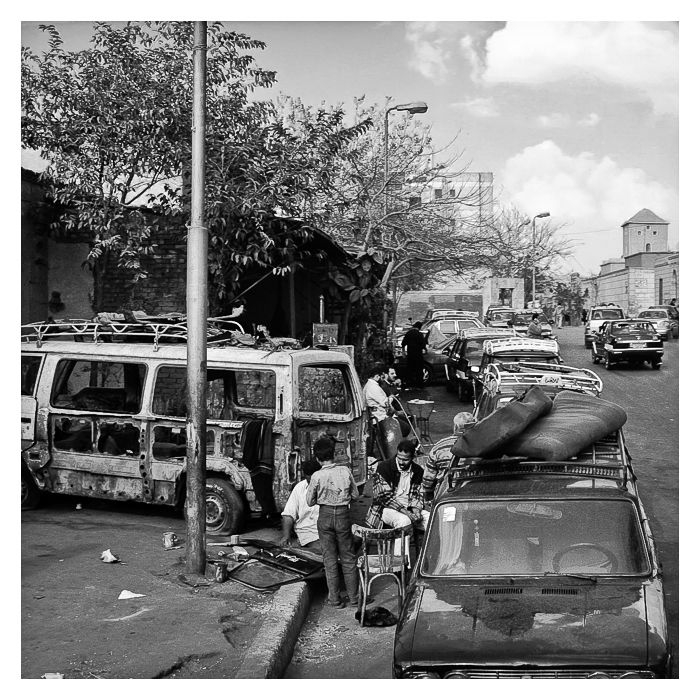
[591,308,624,320]
[22,355,42,396]
[50,359,146,413]
[152,366,276,418]
[298,365,353,415]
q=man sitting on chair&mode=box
[365,439,429,540]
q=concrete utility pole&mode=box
[185,21,208,574]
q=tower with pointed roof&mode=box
[622,208,669,257]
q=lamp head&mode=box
[535,211,551,219]
[395,101,428,114]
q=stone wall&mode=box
[655,253,679,305]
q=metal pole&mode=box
[384,107,392,218]
[185,21,208,574]
[531,218,536,306]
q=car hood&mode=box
[400,580,651,668]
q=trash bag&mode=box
[355,606,398,627]
[450,385,553,458]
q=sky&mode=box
[17,7,682,278]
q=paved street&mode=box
[286,326,679,678]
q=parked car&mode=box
[584,304,626,347]
[458,337,563,404]
[21,318,368,534]
[484,306,516,328]
[443,328,519,401]
[510,310,555,338]
[591,320,664,370]
[424,309,481,323]
[636,308,678,341]
[393,433,672,678]
[422,316,485,343]
[472,361,603,421]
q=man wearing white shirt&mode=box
[363,364,390,423]
[279,459,322,553]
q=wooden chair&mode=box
[351,523,413,626]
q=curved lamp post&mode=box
[531,211,550,306]
[384,101,428,216]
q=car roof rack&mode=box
[482,362,603,395]
[483,337,560,354]
[446,431,633,489]
[458,328,518,340]
[21,314,247,352]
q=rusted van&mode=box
[21,321,368,534]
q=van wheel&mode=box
[205,478,244,535]
[21,468,40,510]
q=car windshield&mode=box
[610,322,654,335]
[491,311,514,321]
[513,313,547,324]
[639,311,666,319]
[591,309,624,320]
[422,499,649,577]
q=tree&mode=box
[469,206,574,300]
[22,22,373,315]
[21,22,276,311]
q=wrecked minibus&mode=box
[21,320,368,534]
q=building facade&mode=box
[581,208,678,315]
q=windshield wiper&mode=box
[543,571,598,583]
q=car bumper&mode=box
[608,348,663,360]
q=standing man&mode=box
[363,364,391,424]
[306,436,360,609]
[365,439,429,549]
[554,303,564,329]
[278,458,322,554]
[401,322,427,389]
[527,313,543,338]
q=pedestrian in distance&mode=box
[306,436,360,608]
[401,322,427,389]
[527,313,543,338]
[554,303,564,329]
[278,457,323,554]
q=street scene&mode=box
[20,15,680,683]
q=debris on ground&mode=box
[117,590,146,600]
[41,672,64,679]
[100,549,122,564]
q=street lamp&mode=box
[384,101,428,216]
[531,212,550,306]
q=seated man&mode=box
[422,412,476,504]
[365,439,429,552]
[278,458,322,554]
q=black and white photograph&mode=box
[15,2,684,686]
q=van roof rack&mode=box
[21,314,247,351]
[446,431,632,489]
[482,362,603,395]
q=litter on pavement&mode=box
[100,548,123,563]
[41,673,64,679]
[118,590,146,600]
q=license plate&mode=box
[629,341,647,348]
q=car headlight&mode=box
[405,671,441,679]
[443,671,471,678]
[657,321,668,328]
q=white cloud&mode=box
[454,97,500,118]
[501,140,675,227]
[536,112,571,129]
[475,22,678,114]
[405,22,451,83]
[578,113,601,127]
